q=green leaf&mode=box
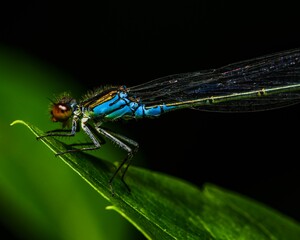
[11,120,300,240]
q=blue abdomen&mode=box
[133,104,176,118]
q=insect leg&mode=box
[100,127,139,182]
[55,117,101,155]
[94,125,135,193]
[37,116,78,138]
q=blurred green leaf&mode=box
[11,120,300,240]
[0,47,135,240]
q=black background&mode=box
[1,0,300,237]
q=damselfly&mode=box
[39,48,300,192]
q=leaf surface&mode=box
[11,120,300,240]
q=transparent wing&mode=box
[128,48,300,112]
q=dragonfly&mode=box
[38,48,300,192]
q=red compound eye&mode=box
[50,103,72,123]
[48,93,76,128]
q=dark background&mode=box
[1,0,299,236]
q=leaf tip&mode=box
[10,120,26,126]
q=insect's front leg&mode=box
[55,116,102,155]
[37,116,78,139]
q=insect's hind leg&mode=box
[95,126,139,193]
[102,128,139,182]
